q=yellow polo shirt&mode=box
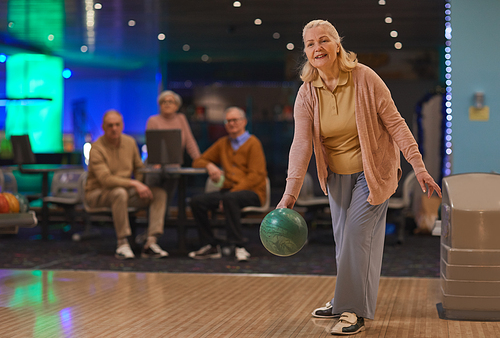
[314,70,363,175]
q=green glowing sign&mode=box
[6,54,63,152]
[8,0,64,49]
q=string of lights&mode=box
[444,0,453,176]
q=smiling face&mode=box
[303,26,340,73]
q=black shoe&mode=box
[312,302,341,318]
[331,312,365,335]
[188,244,222,259]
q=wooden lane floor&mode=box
[1,269,499,337]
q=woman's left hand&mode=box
[416,171,442,198]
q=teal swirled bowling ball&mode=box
[259,208,308,257]
[14,193,30,213]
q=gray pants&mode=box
[327,171,389,320]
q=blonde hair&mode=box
[300,19,358,83]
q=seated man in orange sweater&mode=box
[189,107,267,262]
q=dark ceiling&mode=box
[0,0,446,82]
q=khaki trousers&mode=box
[86,186,167,239]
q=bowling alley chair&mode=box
[0,168,18,194]
[295,172,330,227]
[204,176,272,225]
[387,171,417,244]
[43,169,85,230]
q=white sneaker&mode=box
[235,247,250,262]
[141,243,169,258]
[188,244,222,259]
[115,244,135,260]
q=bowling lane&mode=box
[1,269,498,337]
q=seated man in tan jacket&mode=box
[85,109,168,260]
[189,107,267,262]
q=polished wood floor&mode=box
[0,269,499,337]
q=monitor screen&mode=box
[10,135,36,165]
[145,129,183,165]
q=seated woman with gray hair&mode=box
[146,90,201,161]
[141,90,201,242]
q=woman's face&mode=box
[304,26,339,73]
[159,94,179,117]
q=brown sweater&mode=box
[85,134,144,194]
[285,63,427,205]
[192,135,268,206]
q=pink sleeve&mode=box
[180,114,201,160]
[283,87,315,199]
[146,116,156,130]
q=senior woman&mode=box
[141,90,201,243]
[276,20,441,335]
[146,90,201,161]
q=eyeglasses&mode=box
[161,99,177,105]
[224,118,243,124]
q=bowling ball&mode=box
[0,193,9,214]
[259,208,308,257]
[14,193,30,213]
[2,192,19,213]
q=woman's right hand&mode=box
[276,194,296,209]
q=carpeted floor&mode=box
[0,221,441,277]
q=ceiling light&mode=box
[273,32,280,39]
[201,54,210,62]
[158,33,166,40]
[378,0,386,5]
[394,42,402,49]
[0,54,7,63]
[80,45,88,52]
[94,3,102,10]
[286,43,294,50]
[390,30,398,38]
[254,18,262,25]
[128,20,136,27]
[385,16,392,24]
[48,34,54,41]
[85,0,96,53]
[233,1,241,8]
[182,44,190,51]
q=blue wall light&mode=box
[62,68,72,79]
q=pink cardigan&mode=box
[284,63,427,205]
